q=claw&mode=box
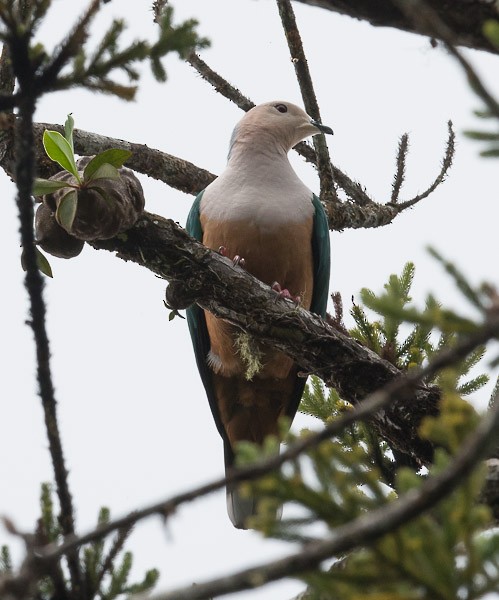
[232,255,245,268]
[218,246,245,268]
[271,282,301,304]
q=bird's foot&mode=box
[272,282,301,305]
[218,246,245,268]
[232,255,245,268]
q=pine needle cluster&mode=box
[0,0,210,103]
[0,483,158,599]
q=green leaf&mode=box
[83,148,132,181]
[168,309,185,321]
[55,190,78,232]
[85,162,120,182]
[64,113,75,151]
[43,130,80,181]
[36,247,53,278]
[32,178,73,196]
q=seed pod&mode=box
[44,158,145,241]
[35,202,85,259]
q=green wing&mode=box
[310,193,331,317]
[185,191,227,440]
[284,194,331,420]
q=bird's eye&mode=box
[274,104,288,113]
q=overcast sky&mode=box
[1,1,498,599]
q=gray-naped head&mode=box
[227,101,333,160]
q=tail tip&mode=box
[226,487,255,530]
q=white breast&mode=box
[201,157,315,230]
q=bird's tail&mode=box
[224,440,282,529]
[224,441,255,529]
[226,483,256,530]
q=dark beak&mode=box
[311,119,334,135]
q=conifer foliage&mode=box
[239,263,499,599]
[0,484,158,599]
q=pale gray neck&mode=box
[226,138,297,183]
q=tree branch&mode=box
[186,52,255,112]
[6,26,83,600]
[292,0,499,56]
[391,0,499,120]
[396,119,455,209]
[0,120,216,194]
[88,212,499,470]
[0,118,453,231]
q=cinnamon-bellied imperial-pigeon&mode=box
[186,101,332,528]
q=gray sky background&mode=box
[1,1,498,599]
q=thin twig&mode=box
[391,133,409,203]
[186,52,254,112]
[152,0,168,23]
[275,0,336,201]
[140,397,499,600]
[397,120,455,210]
[325,291,349,336]
[35,0,101,94]
[0,44,14,99]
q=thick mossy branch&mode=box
[93,211,441,466]
[0,119,216,194]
